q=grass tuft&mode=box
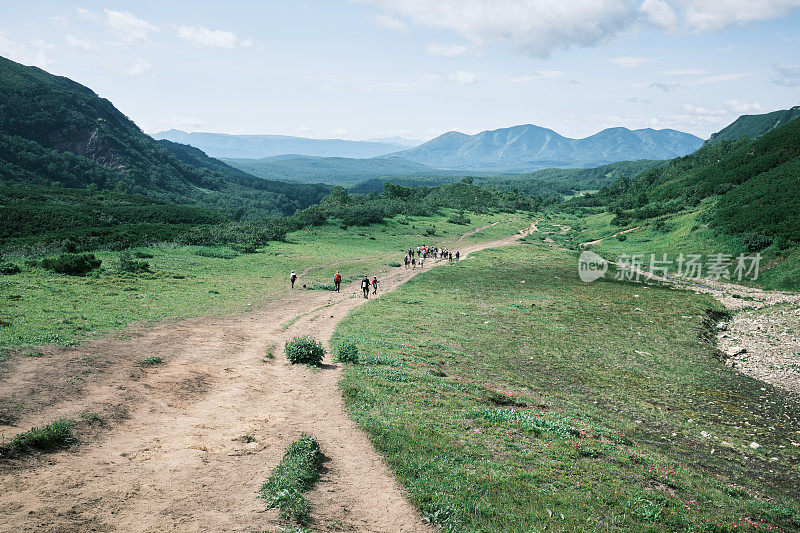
[0,418,75,457]
[260,434,323,525]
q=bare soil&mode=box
[0,221,531,533]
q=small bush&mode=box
[388,262,402,268]
[285,337,325,366]
[119,251,151,273]
[424,225,437,236]
[334,341,359,364]
[0,419,75,456]
[40,253,101,276]
[0,262,21,275]
[133,250,154,259]
[260,434,323,525]
[616,233,627,241]
[447,211,471,225]
[140,356,163,365]
[193,247,239,259]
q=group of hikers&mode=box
[289,269,378,298]
[403,245,459,269]
[288,244,460,297]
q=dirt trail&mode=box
[579,226,640,248]
[0,219,532,533]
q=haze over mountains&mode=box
[157,123,704,174]
[151,130,414,159]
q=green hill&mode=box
[223,155,437,186]
[0,56,325,219]
[708,106,800,144]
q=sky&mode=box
[1,1,799,142]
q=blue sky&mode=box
[2,1,799,141]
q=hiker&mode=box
[290,270,297,289]
[411,256,416,270]
[361,275,370,299]
[449,251,453,262]
[455,250,460,261]
[372,276,379,295]
[334,271,341,292]
[404,255,410,269]
[420,255,425,268]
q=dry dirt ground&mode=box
[0,221,531,533]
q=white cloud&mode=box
[770,64,800,87]
[125,58,151,76]
[609,56,651,67]
[363,1,800,55]
[66,35,98,52]
[679,0,800,32]
[364,0,636,57]
[640,0,678,30]
[0,32,52,68]
[688,72,750,85]
[661,68,710,75]
[504,71,566,82]
[105,9,158,43]
[76,7,100,22]
[372,13,408,33]
[177,26,253,49]
[650,81,682,91]
[77,8,157,43]
[428,71,482,84]
[724,98,763,113]
[426,42,469,58]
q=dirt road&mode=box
[0,220,531,532]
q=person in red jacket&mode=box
[333,271,341,292]
[372,276,379,295]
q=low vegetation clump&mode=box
[0,261,21,275]
[447,211,471,225]
[119,251,151,273]
[140,356,163,365]
[333,341,359,364]
[0,419,75,457]
[284,337,325,366]
[40,253,101,275]
[259,434,323,525]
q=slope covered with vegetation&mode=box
[708,106,800,144]
[0,56,324,219]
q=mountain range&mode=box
[151,130,412,159]
[388,124,704,171]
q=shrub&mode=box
[285,337,325,366]
[424,225,437,236]
[0,419,74,456]
[119,251,151,273]
[616,233,628,241]
[133,250,154,259]
[40,253,101,275]
[447,211,471,225]
[260,434,323,525]
[388,262,402,267]
[140,356,163,365]
[0,262,21,275]
[742,232,772,252]
[334,341,359,364]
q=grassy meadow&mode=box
[0,211,530,350]
[333,243,800,531]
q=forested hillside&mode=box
[708,106,800,144]
[0,57,325,219]
[568,117,800,249]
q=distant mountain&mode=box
[708,106,800,144]
[0,56,326,220]
[223,155,436,186]
[390,124,704,171]
[151,130,407,159]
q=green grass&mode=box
[260,434,324,525]
[333,244,800,532]
[0,418,75,457]
[0,211,532,349]
[139,356,162,365]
